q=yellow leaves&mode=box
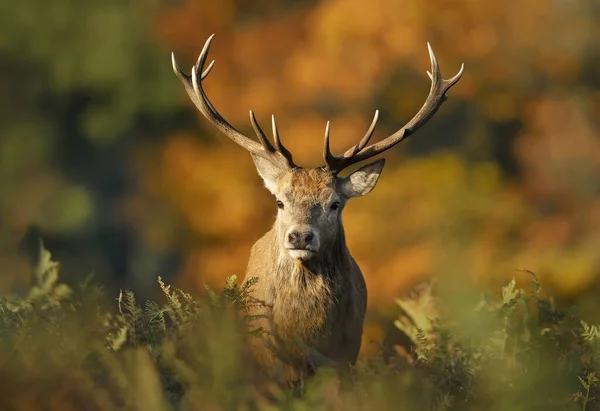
[360,321,385,357]
[343,155,510,308]
[366,243,436,308]
[308,0,422,56]
[144,0,600,336]
[481,92,518,122]
[514,245,600,297]
[159,0,597,129]
[159,134,274,287]
[182,242,254,291]
[284,112,388,167]
[516,96,600,199]
[155,0,236,52]
[238,77,281,116]
[272,114,328,165]
[394,280,438,360]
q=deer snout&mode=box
[285,226,319,256]
[286,226,319,261]
[288,231,313,247]
[287,229,315,249]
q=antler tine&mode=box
[249,110,276,152]
[427,42,464,90]
[171,54,214,83]
[248,111,296,167]
[172,35,298,171]
[171,35,264,154]
[324,43,464,174]
[351,110,380,156]
[271,116,296,168]
[323,121,336,169]
[322,112,379,171]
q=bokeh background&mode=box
[1,0,600,356]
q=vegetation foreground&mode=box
[1,244,600,411]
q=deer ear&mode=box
[340,158,385,198]
[250,153,288,195]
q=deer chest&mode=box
[269,273,343,344]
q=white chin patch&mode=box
[288,249,313,261]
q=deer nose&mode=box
[287,230,315,249]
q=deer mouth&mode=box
[287,248,315,261]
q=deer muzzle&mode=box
[285,225,320,260]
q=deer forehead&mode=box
[276,168,337,204]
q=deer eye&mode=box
[276,200,284,210]
[330,201,340,211]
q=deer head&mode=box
[171,35,463,264]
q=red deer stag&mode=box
[171,34,463,385]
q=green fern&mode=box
[4,245,600,410]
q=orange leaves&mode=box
[516,97,600,200]
[142,0,600,321]
[158,133,276,287]
[342,155,519,308]
[160,133,268,238]
[180,240,254,291]
[155,0,236,53]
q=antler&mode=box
[323,43,464,174]
[171,34,296,168]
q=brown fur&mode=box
[243,168,368,385]
[172,32,460,389]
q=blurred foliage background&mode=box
[1,0,600,357]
